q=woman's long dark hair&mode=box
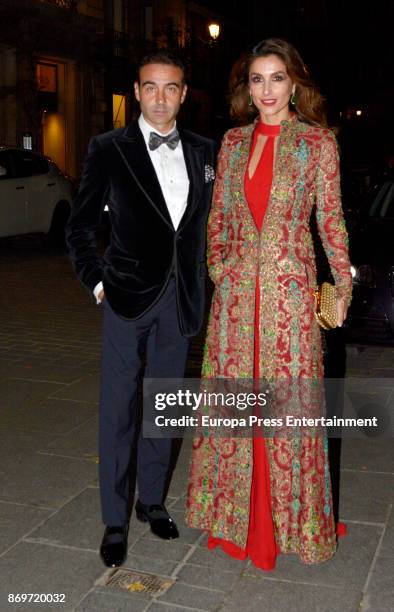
[229,38,327,127]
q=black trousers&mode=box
[99,279,189,526]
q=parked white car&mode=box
[0,147,73,242]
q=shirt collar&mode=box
[138,114,178,149]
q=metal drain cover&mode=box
[104,569,174,596]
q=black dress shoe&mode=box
[100,525,128,567]
[135,500,179,540]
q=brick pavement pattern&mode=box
[0,237,393,611]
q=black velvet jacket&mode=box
[66,121,216,337]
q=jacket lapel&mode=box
[177,128,205,231]
[270,114,299,198]
[113,122,174,229]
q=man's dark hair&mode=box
[137,50,186,83]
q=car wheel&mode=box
[47,201,71,248]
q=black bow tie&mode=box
[148,130,180,151]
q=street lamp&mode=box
[208,23,220,41]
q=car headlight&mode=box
[350,264,376,287]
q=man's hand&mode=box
[336,297,348,327]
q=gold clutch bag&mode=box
[314,282,338,330]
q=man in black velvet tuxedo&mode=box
[66,51,216,568]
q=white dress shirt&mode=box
[94,114,190,303]
[138,113,189,229]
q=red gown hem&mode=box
[207,535,278,571]
[205,121,281,573]
[336,521,347,537]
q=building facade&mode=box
[0,0,141,178]
[0,0,246,178]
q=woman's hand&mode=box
[336,297,348,327]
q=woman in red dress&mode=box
[186,38,352,569]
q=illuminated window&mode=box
[113,94,126,128]
[36,63,57,92]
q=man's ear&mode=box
[180,84,188,104]
[134,81,140,102]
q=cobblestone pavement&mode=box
[0,236,393,612]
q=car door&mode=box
[0,150,28,237]
[12,151,55,233]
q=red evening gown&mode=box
[207,119,347,570]
[207,120,281,571]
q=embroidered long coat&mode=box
[185,116,353,564]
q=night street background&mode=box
[1,0,394,610]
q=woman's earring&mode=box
[290,92,296,106]
[248,93,253,107]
